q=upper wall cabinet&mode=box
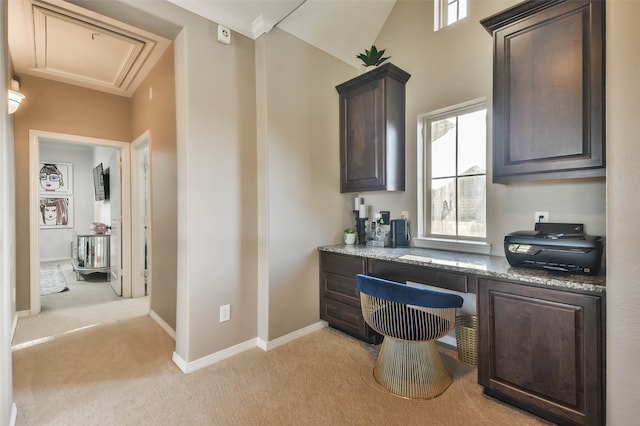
[481,0,605,184]
[335,63,411,193]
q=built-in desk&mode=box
[318,244,605,425]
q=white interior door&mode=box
[131,133,150,298]
[109,150,122,295]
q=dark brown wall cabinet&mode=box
[481,0,605,183]
[319,252,382,344]
[335,63,410,192]
[478,278,603,425]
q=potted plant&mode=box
[344,228,357,245]
[356,45,390,73]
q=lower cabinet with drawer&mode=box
[368,258,475,293]
[319,251,382,344]
[478,277,604,426]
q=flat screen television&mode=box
[93,163,110,201]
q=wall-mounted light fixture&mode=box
[8,79,25,114]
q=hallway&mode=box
[13,261,149,350]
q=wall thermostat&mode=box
[218,25,231,45]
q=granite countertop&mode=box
[318,244,606,294]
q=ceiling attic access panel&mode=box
[336,63,410,193]
[481,0,605,183]
[9,0,171,97]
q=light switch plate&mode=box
[220,304,230,322]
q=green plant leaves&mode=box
[356,45,390,67]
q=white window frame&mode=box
[434,0,468,32]
[415,98,491,255]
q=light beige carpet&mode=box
[12,315,551,426]
[13,261,149,348]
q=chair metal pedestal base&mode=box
[374,336,452,399]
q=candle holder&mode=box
[353,211,368,245]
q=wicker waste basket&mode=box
[455,314,478,366]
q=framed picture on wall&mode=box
[39,162,73,195]
[39,197,73,229]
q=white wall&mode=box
[1,1,16,423]
[39,142,95,261]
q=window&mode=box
[417,99,487,252]
[434,0,468,31]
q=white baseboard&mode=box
[10,402,17,426]
[172,337,257,374]
[256,321,326,351]
[11,314,18,343]
[40,257,69,263]
[149,310,176,340]
[172,321,328,374]
[12,310,30,344]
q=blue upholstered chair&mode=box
[356,274,464,399]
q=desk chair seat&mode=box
[356,274,463,399]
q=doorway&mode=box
[29,130,136,314]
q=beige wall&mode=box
[132,5,259,360]
[178,23,259,360]
[358,0,606,255]
[256,28,353,340]
[606,0,640,422]
[13,75,132,310]
[131,44,178,329]
[2,0,638,421]
[12,48,177,324]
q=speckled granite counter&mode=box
[318,244,606,293]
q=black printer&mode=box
[504,223,603,276]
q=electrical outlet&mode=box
[219,304,230,322]
[534,211,549,223]
[401,211,409,221]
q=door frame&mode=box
[29,129,132,314]
[131,131,150,298]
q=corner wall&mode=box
[131,44,178,330]
[1,0,17,422]
[255,28,353,340]
[360,0,606,254]
[606,0,640,422]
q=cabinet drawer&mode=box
[320,252,366,277]
[322,298,381,344]
[321,271,360,307]
[368,259,470,293]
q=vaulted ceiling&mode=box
[8,0,396,97]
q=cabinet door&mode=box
[336,63,410,193]
[478,278,602,425]
[339,79,386,192]
[482,0,605,183]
